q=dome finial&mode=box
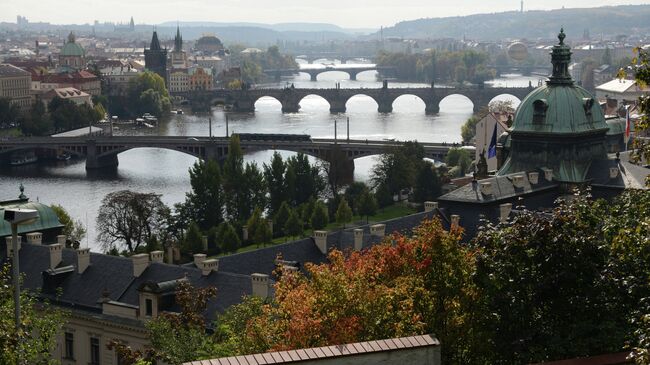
[67,31,75,44]
[558,27,565,45]
[18,183,26,200]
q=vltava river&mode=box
[0,62,542,251]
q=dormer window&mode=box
[533,99,548,124]
[583,97,594,122]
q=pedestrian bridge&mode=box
[0,135,468,170]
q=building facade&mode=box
[59,32,86,72]
[0,63,33,113]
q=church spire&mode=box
[547,28,573,86]
[174,24,183,52]
[67,31,75,44]
[150,30,161,51]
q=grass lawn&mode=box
[215,203,418,257]
[0,128,22,138]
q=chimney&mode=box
[313,231,328,254]
[56,235,67,245]
[353,229,364,251]
[528,172,539,185]
[480,182,493,195]
[512,175,525,189]
[251,273,269,298]
[609,167,619,179]
[26,232,42,245]
[150,250,164,264]
[76,248,90,273]
[242,226,249,241]
[370,224,385,238]
[5,236,21,257]
[199,259,219,276]
[499,203,513,223]
[49,243,63,269]
[193,253,206,267]
[132,253,149,277]
[451,215,460,228]
[424,201,438,212]
[542,168,553,181]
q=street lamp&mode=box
[4,208,39,333]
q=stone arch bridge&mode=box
[264,65,393,82]
[0,136,462,172]
[193,85,533,114]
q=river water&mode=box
[0,61,544,251]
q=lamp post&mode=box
[4,208,39,334]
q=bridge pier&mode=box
[233,99,255,113]
[329,99,347,113]
[310,73,318,82]
[86,153,118,169]
[349,71,357,81]
[425,102,440,114]
[281,101,301,113]
[378,102,393,113]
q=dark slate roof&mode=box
[217,210,439,276]
[587,156,649,190]
[438,170,559,204]
[0,63,31,77]
[0,242,252,318]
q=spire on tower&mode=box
[174,24,183,52]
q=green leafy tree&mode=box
[0,264,66,365]
[413,161,442,203]
[371,141,424,196]
[284,209,303,239]
[126,70,171,117]
[461,115,480,143]
[247,207,271,246]
[445,147,472,177]
[183,222,204,255]
[216,222,241,254]
[51,204,86,247]
[263,152,287,215]
[183,159,223,231]
[0,97,20,126]
[20,100,51,136]
[344,182,368,214]
[285,153,325,206]
[212,296,266,356]
[310,201,329,230]
[223,135,247,222]
[273,201,291,236]
[356,188,378,223]
[299,197,316,229]
[335,198,353,228]
[625,48,650,182]
[375,183,394,208]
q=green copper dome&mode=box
[512,83,608,135]
[498,29,609,183]
[60,32,85,57]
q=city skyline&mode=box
[2,0,650,29]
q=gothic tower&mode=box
[144,30,168,83]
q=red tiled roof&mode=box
[183,335,439,365]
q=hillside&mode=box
[376,5,650,40]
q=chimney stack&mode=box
[199,259,219,276]
[242,226,249,241]
[370,224,385,238]
[76,248,90,273]
[451,215,460,228]
[26,232,42,245]
[424,201,438,212]
[193,253,206,267]
[49,243,63,269]
[132,253,149,277]
[609,167,619,179]
[251,273,270,298]
[313,231,328,254]
[480,182,493,196]
[542,168,553,181]
[499,203,513,223]
[353,229,364,251]
[150,250,164,264]
[528,172,539,185]
[56,235,67,245]
[512,175,525,189]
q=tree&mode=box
[335,198,353,228]
[222,135,247,222]
[263,152,287,215]
[412,161,442,203]
[183,159,223,231]
[0,97,20,127]
[243,163,268,219]
[20,100,51,136]
[344,182,368,214]
[273,201,291,236]
[0,263,66,365]
[183,222,204,255]
[51,204,86,247]
[96,190,170,254]
[285,153,325,206]
[371,141,424,197]
[375,183,394,209]
[247,207,271,246]
[298,197,316,229]
[356,188,378,223]
[216,222,241,254]
[625,48,650,183]
[126,70,171,117]
[320,146,349,196]
[310,201,329,230]
[445,147,472,177]
[461,115,480,143]
[284,209,303,239]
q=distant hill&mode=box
[375,5,650,40]
[158,21,374,35]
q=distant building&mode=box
[168,68,189,93]
[474,112,512,172]
[103,65,139,96]
[0,63,32,113]
[144,31,168,83]
[595,78,650,107]
[33,70,101,96]
[42,87,92,108]
[58,32,86,72]
[188,66,213,90]
[169,26,188,69]
[195,34,224,54]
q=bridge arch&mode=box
[297,94,331,112]
[253,95,283,112]
[487,93,523,109]
[355,70,378,81]
[391,94,427,113]
[96,146,204,160]
[438,94,475,114]
[344,94,380,112]
[0,146,86,159]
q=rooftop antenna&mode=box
[521,0,524,13]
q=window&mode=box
[90,337,100,365]
[533,99,548,124]
[145,298,153,316]
[64,332,74,359]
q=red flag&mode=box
[625,105,631,148]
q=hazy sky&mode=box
[2,0,649,29]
